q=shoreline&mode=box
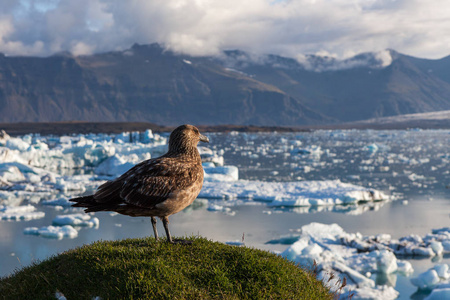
[1,120,450,136]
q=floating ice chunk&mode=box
[141,129,154,143]
[0,164,26,182]
[52,213,99,227]
[379,166,390,172]
[430,241,444,255]
[42,197,72,207]
[411,269,440,290]
[397,260,414,275]
[410,264,449,292]
[0,205,35,213]
[280,238,309,262]
[114,132,131,143]
[0,205,45,221]
[30,140,49,150]
[24,225,78,239]
[408,173,426,181]
[206,204,235,216]
[0,162,42,175]
[207,204,226,211]
[6,138,30,151]
[54,179,87,193]
[204,166,238,182]
[95,155,134,176]
[434,264,449,279]
[443,241,450,252]
[291,145,323,157]
[432,227,450,234]
[364,143,379,154]
[298,166,312,173]
[302,222,346,240]
[376,250,397,274]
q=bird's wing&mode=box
[93,157,202,208]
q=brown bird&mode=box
[70,124,209,244]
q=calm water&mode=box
[1,129,449,299]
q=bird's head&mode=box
[168,124,209,153]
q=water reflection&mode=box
[271,200,389,215]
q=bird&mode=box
[70,124,209,244]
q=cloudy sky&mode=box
[0,0,449,59]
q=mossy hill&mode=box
[0,237,332,299]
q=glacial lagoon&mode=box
[0,129,449,299]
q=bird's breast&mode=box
[154,177,203,217]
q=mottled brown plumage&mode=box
[70,124,209,244]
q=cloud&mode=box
[0,0,449,59]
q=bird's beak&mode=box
[199,134,209,143]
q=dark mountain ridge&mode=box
[0,44,325,125]
[0,44,449,125]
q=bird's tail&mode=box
[69,195,96,208]
[70,195,119,213]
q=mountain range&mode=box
[0,43,449,126]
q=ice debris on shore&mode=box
[274,223,450,299]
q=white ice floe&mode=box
[94,155,134,176]
[203,166,239,182]
[411,264,450,290]
[424,284,450,300]
[275,223,450,299]
[200,179,388,206]
[0,205,45,221]
[42,197,72,207]
[52,213,99,227]
[24,225,78,239]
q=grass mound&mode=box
[0,237,332,299]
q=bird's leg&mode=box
[161,216,192,245]
[161,216,173,243]
[151,217,159,241]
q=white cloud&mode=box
[0,0,449,59]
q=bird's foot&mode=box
[169,239,193,245]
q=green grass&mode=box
[0,237,333,299]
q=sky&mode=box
[0,0,449,59]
